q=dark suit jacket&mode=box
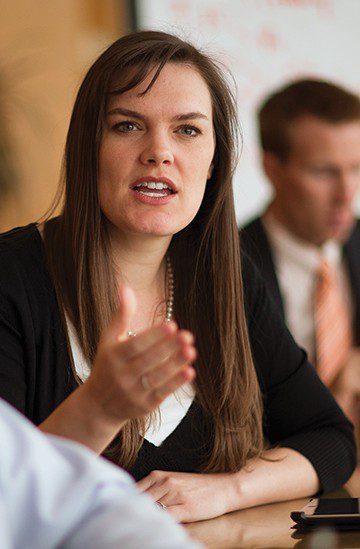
[240,217,360,346]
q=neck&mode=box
[106,226,173,334]
[266,201,324,248]
[110,234,171,292]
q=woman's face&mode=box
[98,62,215,238]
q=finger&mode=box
[101,286,137,345]
[141,483,170,502]
[137,475,154,493]
[166,504,189,523]
[149,365,196,406]
[112,321,179,362]
[137,474,181,507]
[129,330,195,378]
[117,286,137,342]
[140,344,197,390]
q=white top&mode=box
[144,383,195,445]
[262,213,352,363]
[0,398,199,549]
[66,315,195,446]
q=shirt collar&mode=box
[262,211,342,274]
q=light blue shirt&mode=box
[0,399,200,549]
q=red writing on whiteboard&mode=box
[169,0,191,16]
[266,0,332,12]
[258,29,279,50]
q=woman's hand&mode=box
[83,286,196,425]
[40,286,196,454]
[137,447,320,524]
[137,471,237,523]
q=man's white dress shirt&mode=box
[262,213,352,363]
[0,398,199,549]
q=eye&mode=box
[112,121,140,133]
[308,167,337,179]
[177,125,201,137]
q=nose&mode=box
[139,131,174,166]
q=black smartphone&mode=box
[291,498,360,527]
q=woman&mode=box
[0,31,356,523]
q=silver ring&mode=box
[156,501,167,510]
[141,374,151,391]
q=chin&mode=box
[132,213,197,237]
[334,227,354,243]
[130,221,182,237]
[326,223,354,243]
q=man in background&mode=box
[241,79,360,431]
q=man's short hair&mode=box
[258,79,360,160]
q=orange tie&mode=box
[314,260,352,386]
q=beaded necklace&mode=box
[126,256,174,337]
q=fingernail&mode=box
[164,321,177,333]
[179,331,194,344]
[183,365,196,380]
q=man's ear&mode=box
[262,151,283,189]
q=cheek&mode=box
[187,185,207,212]
[98,153,114,200]
[302,183,333,207]
[288,174,326,205]
[99,136,134,179]
[98,145,130,208]
[186,164,208,203]
[187,145,214,182]
[181,184,206,225]
[98,183,115,221]
[99,147,119,182]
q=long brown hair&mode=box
[44,30,264,472]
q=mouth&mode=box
[130,177,178,198]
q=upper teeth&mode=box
[135,182,170,190]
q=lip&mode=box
[130,176,178,193]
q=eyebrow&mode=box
[106,107,209,122]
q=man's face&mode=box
[266,116,360,245]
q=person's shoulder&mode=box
[0,223,40,254]
[343,219,360,259]
[348,219,360,242]
[0,223,45,285]
[240,215,264,244]
[239,215,269,254]
[240,249,264,310]
[240,215,263,234]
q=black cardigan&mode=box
[0,224,356,489]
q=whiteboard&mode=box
[135,0,360,224]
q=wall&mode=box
[0,0,130,232]
[136,0,360,224]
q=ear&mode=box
[262,151,283,190]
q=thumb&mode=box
[102,286,137,345]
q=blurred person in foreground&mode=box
[241,79,360,440]
[0,35,356,524]
[0,396,199,549]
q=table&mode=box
[185,468,360,548]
